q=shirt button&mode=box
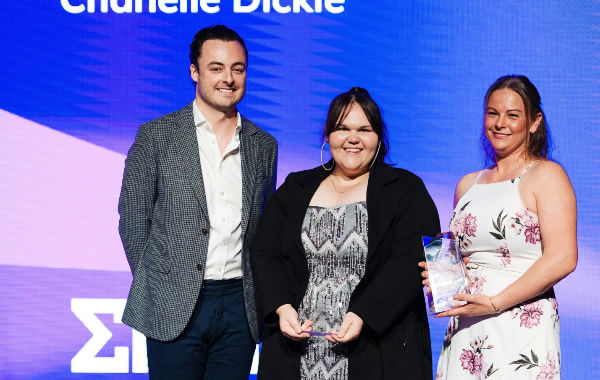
[201,228,208,235]
[196,264,202,271]
[221,241,226,246]
[220,191,224,196]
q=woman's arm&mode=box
[438,161,577,317]
[348,176,441,336]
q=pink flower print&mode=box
[435,369,443,380]
[461,336,496,378]
[515,208,535,226]
[520,301,543,328]
[450,209,476,237]
[451,202,478,251]
[460,237,473,250]
[524,224,541,244]
[514,208,541,244]
[510,307,520,319]
[451,213,477,250]
[468,268,486,294]
[459,349,483,375]
[470,337,483,352]
[446,317,457,339]
[510,350,558,378]
[536,354,558,380]
[449,214,460,235]
[442,316,459,349]
[508,218,523,235]
[496,243,511,266]
[462,213,477,237]
[550,298,560,326]
[471,335,494,353]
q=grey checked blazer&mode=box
[118,102,277,342]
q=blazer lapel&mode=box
[173,103,209,222]
[366,163,400,262]
[240,117,258,237]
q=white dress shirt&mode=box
[193,101,243,280]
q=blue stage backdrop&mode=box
[1,1,598,378]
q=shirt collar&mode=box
[192,100,242,133]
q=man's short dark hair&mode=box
[189,25,248,70]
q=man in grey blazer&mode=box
[118,25,277,379]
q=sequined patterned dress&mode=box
[436,170,560,379]
[297,202,368,380]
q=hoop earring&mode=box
[321,142,334,171]
[369,141,381,169]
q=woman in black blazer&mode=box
[251,87,440,380]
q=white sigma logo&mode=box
[70,298,147,373]
[70,298,259,374]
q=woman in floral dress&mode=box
[421,75,577,379]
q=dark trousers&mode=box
[146,279,255,380]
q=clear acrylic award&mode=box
[422,233,470,315]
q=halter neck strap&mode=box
[519,161,538,177]
[473,170,485,185]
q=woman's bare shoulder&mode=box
[526,160,571,186]
[522,159,574,201]
[454,170,483,206]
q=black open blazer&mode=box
[251,162,440,380]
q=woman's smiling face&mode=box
[328,103,379,177]
[484,88,539,159]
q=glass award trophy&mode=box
[422,233,470,314]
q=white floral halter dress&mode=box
[436,164,560,380]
